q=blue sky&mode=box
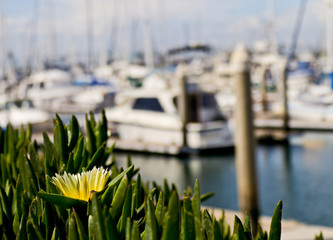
[0,0,327,65]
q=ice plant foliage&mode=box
[51,167,111,202]
[0,114,290,240]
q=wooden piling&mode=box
[231,44,259,233]
[280,58,289,131]
[177,65,189,148]
[260,67,268,112]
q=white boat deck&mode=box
[108,137,234,155]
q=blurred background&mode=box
[2,0,333,228]
[0,0,326,70]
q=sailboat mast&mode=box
[268,0,278,55]
[109,0,119,61]
[326,0,333,73]
[0,0,5,79]
[26,0,40,73]
[288,0,307,61]
[98,0,108,66]
[123,0,131,62]
[142,0,154,68]
[158,0,167,52]
[47,0,56,64]
[86,0,94,72]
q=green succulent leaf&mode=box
[50,227,60,240]
[105,210,119,240]
[101,165,134,205]
[68,212,79,240]
[161,191,179,240]
[144,197,159,240]
[66,153,75,174]
[68,115,80,152]
[38,191,87,208]
[131,220,142,240]
[133,174,143,212]
[182,196,195,240]
[54,114,69,166]
[155,191,164,226]
[200,192,215,203]
[73,208,89,240]
[268,200,282,240]
[232,216,246,240]
[86,142,106,170]
[0,186,12,223]
[203,209,213,240]
[212,218,223,240]
[192,179,202,240]
[118,185,133,236]
[90,194,107,240]
[73,136,85,172]
[86,114,97,155]
[243,212,252,239]
[109,175,128,220]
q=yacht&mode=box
[105,74,234,155]
[13,69,116,114]
[0,98,51,130]
[272,83,333,122]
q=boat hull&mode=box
[109,121,234,155]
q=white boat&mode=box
[16,69,76,104]
[0,98,52,130]
[105,74,234,155]
[13,69,117,113]
[272,84,333,121]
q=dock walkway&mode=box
[254,113,333,142]
[254,113,333,132]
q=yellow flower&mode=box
[51,167,111,202]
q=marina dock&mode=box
[255,115,333,132]
[254,113,333,142]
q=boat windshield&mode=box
[173,93,226,122]
[132,98,164,112]
[5,100,33,109]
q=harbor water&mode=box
[114,132,333,228]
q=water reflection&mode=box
[115,152,239,211]
[115,134,333,227]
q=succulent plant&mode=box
[0,110,288,239]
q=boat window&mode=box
[202,93,216,107]
[173,93,226,122]
[202,93,220,108]
[173,97,178,109]
[201,93,226,121]
[21,100,32,109]
[132,98,164,112]
[5,102,17,109]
